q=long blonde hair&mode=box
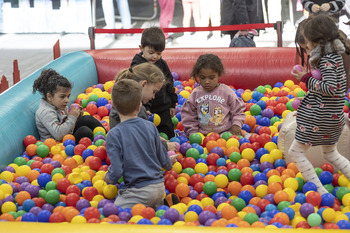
[115,62,164,85]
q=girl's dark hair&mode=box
[141,27,165,52]
[33,69,72,99]
[191,54,224,78]
[295,18,309,68]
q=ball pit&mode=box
[2,48,350,233]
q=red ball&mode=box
[248,134,260,144]
[320,163,334,174]
[189,174,204,186]
[196,193,209,201]
[32,197,46,207]
[24,135,37,147]
[176,121,184,131]
[84,207,100,220]
[251,142,261,152]
[269,217,285,225]
[93,114,101,121]
[216,166,227,172]
[258,133,271,146]
[266,100,277,107]
[32,157,43,162]
[74,144,86,156]
[206,153,220,166]
[209,133,220,141]
[259,126,271,135]
[66,185,81,196]
[208,165,217,171]
[61,165,72,176]
[97,106,109,118]
[41,163,54,174]
[323,222,340,229]
[240,172,254,186]
[86,104,97,115]
[83,187,99,201]
[94,146,107,160]
[275,166,286,174]
[105,155,111,165]
[89,156,102,171]
[66,193,80,207]
[306,191,322,207]
[296,221,310,229]
[57,178,71,193]
[141,207,156,219]
[165,178,179,193]
[240,142,253,152]
[277,96,289,104]
[226,162,239,170]
[245,103,254,111]
[194,182,204,193]
[257,199,271,212]
[30,160,43,170]
[275,103,287,115]
[164,170,178,179]
[99,165,109,171]
[332,173,341,186]
[49,212,65,223]
[202,204,216,213]
[79,137,92,148]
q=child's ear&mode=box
[46,93,52,101]
[140,80,147,87]
[136,102,142,112]
[139,45,143,51]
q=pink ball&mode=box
[168,151,176,156]
[292,65,303,73]
[292,99,301,110]
[311,69,322,80]
[174,142,180,151]
[69,103,80,112]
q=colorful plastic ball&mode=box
[250,104,262,115]
[37,173,52,188]
[231,197,246,211]
[163,208,180,223]
[45,190,60,205]
[299,203,315,218]
[241,148,255,162]
[149,113,161,127]
[320,193,335,207]
[37,210,51,222]
[307,213,322,227]
[302,182,317,193]
[203,181,217,196]
[336,187,350,200]
[21,212,37,222]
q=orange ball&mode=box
[52,154,65,164]
[241,167,254,174]
[180,197,192,205]
[274,190,289,204]
[203,174,215,183]
[63,158,78,169]
[227,181,242,196]
[178,173,190,182]
[242,206,256,214]
[44,138,57,149]
[131,203,146,216]
[64,208,80,222]
[251,221,266,228]
[221,205,238,220]
[53,206,65,213]
[0,213,15,221]
[16,191,31,205]
[244,115,257,129]
[26,170,40,182]
[26,144,37,157]
[249,197,262,205]
[175,183,190,198]
[241,185,256,197]
[211,219,227,227]
[227,146,240,155]
[237,159,250,169]
[236,220,251,227]
[267,182,283,194]
[266,169,281,178]
[282,168,296,178]
[216,138,227,148]
[286,162,299,174]
[206,141,219,153]
[63,134,75,143]
[274,212,290,225]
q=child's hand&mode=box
[169,154,179,164]
[230,125,242,136]
[170,108,176,118]
[68,107,81,119]
[103,173,110,183]
[320,3,330,12]
[311,4,321,13]
[291,66,307,81]
[167,142,177,152]
[146,110,152,116]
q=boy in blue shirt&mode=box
[104,79,174,209]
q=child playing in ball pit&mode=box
[131,26,178,139]
[109,63,177,152]
[103,79,176,209]
[181,53,246,137]
[33,69,105,143]
[290,14,350,195]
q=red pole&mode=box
[1,75,9,93]
[13,59,20,84]
[53,39,61,60]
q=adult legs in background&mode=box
[191,0,201,27]
[116,0,131,29]
[182,0,192,37]
[158,0,175,39]
[209,0,221,37]
[322,144,350,179]
[101,0,115,29]
[101,0,131,29]
[288,139,329,195]
[267,0,281,23]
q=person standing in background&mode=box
[158,0,175,40]
[182,0,201,38]
[301,0,345,20]
[200,0,221,39]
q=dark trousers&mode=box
[157,110,175,139]
[73,115,105,143]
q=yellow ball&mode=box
[260,154,275,164]
[214,174,229,188]
[338,175,350,186]
[0,190,5,200]
[269,126,278,135]
[71,215,87,223]
[52,173,65,183]
[77,93,87,99]
[16,165,31,177]
[0,171,14,183]
[173,221,185,226]
[150,113,161,127]
[92,194,105,202]
[80,172,91,181]
[264,142,277,152]
[283,177,299,191]
[177,177,188,184]
[51,145,61,155]
[194,163,208,174]
[226,138,239,148]
[179,90,190,99]
[188,200,203,208]
[93,126,106,135]
[283,187,296,201]
[282,110,292,119]
[151,217,161,224]
[130,215,143,223]
[104,81,114,91]
[93,180,107,194]
[256,185,268,198]
[90,200,99,208]
[241,148,255,162]
[322,208,336,222]
[172,162,182,174]
[72,155,84,166]
[1,201,16,213]
[268,175,282,185]
[201,197,215,207]
[68,172,83,184]
[270,149,283,161]
[342,193,350,206]
[217,203,230,211]
[242,92,252,102]
[284,80,295,88]
[103,184,118,199]
[272,87,281,93]
[184,211,198,222]
[87,145,97,151]
[335,213,349,223]
[0,184,13,195]
[237,211,247,219]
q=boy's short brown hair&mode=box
[111,79,142,115]
[141,27,165,52]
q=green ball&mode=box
[270,117,281,126]
[286,101,294,111]
[51,168,65,177]
[94,139,105,147]
[221,132,233,141]
[315,167,323,176]
[231,197,246,211]
[264,84,272,89]
[296,177,305,192]
[118,176,124,184]
[45,181,57,191]
[252,171,260,177]
[244,213,259,224]
[81,99,89,108]
[94,131,106,138]
[89,94,99,102]
[155,209,165,217]
[228,168,242,181]
[250,104,261,116]
[36,144,49,158]
[307,213,322,227]
[35,141,44,147]
[203,181,217,196]
[345,100,350,108]
[14,157,27,166]
[0,180,3,185]
[297,91,306,97]
[324,184,335,194]
[38,189,47,199]
[256,86,266,94]
[26,160,35,167]
[229,152,241,163]
[336,187,350,200]
[16,210,27,217]
[159,132,168,140]
[182,168,195,177]
[172,117,179,128]
[186,148,200,160]
[189,133,202,144]
[277,201,291,211]
[199,154,208,160]
[45,190,60,205]
[8,211,18,219]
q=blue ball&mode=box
[271,136,278,144]
[37,210,51,222]
[268,209,280,218]
[274,159,286,168]
[216,158,226,167]
[207,171,216,176]
[274,82,284,88]
[250,164,261,172]
[239,138,250,145]
[137,218,153,225]
[37,173,52,188]
[303,182,318,193]
[259,117,271,127]
[157,205,170,211]
[174,81,182,87]
[192,143,204,154]
[256,148,269,160]
[247,99,258,103]
[257,100,267,110]
[196,158,207,165]
[175,112,182,121]
[178,97,186,105]
[187,204,203,215]
[320,193,335,207]
[337,220,350,229]
[63,139,76,147]
[21,212,37,222]
[82,149,94,161]
[271,222,283,228]
[252,91,263,101]
[96,97,108,107]
[211,191,225,202]
[254,173,268,183]
[55,201,67,207]
[242,124,251,133]
[235,92,241,98]
[319,171,333,185]
[169,137,181,144]
[226,223,238,227]
[177,136,189,144]
[294,193,306,204]
[81,180,93,187]
[282,207,295,220]
[265,204,277,212]
[238,190,253,204]
[157,219,173,225]
[64,144,75,156]
[22,199,36,212]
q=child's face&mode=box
[46,87,71,111]
[141,81,163,104]
[196,68,219,92]
[304,40,316,56]
[139,46,162,63]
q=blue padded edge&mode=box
[0,51,98,170]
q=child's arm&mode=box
[105,131,123,184]
[181,98,200,136]
[228,91,246,132]
[301,0,320,13]
[155,129,172,171]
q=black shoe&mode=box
[164,194,180,206]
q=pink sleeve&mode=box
[181,95,199,136]
[229,92,246,127]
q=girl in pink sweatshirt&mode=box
[181,54,246,136]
